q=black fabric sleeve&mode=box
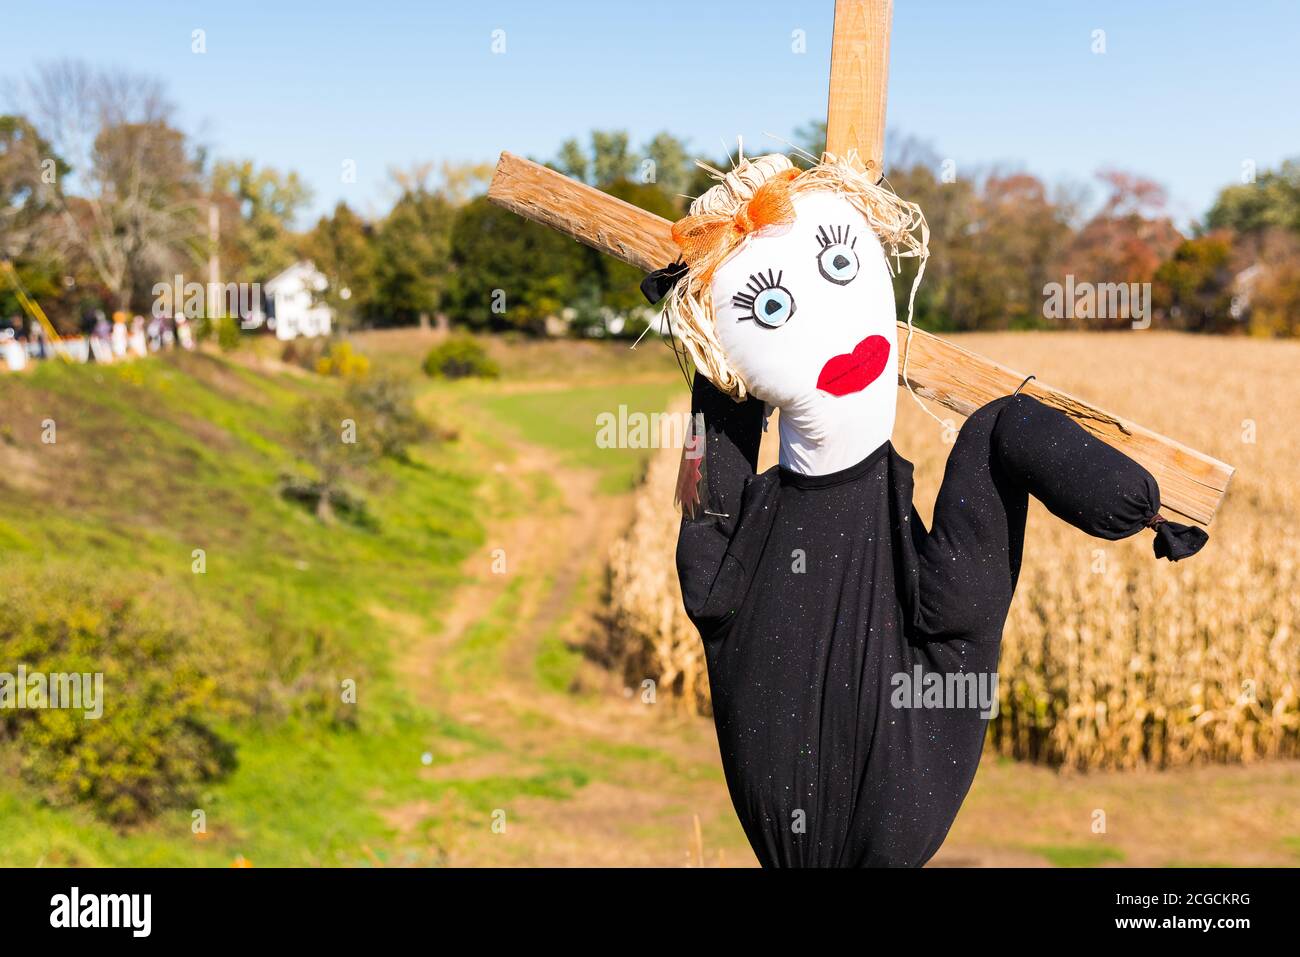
[675,375,765,631]
[993,395,1208,558]
[909,394,1208,642]
[993,396,1159,539]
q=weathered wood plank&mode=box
[487,152,1235,525]
[488,152,675,273]
[897,326,1234,526]
[825,0,893,180]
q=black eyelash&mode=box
[816,224,858,249]
[731,269,783,317]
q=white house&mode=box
[260,261,334,340]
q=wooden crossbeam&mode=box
[826,0,893,180]
[488,151,1234,525]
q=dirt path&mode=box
[387,399,756,867]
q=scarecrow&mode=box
[485,0,1232,867]
[642,149,1206,866]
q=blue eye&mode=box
[816,224,860,285]
[731,270,796,328]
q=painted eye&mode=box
[731,270,797,328]
[750,286,795,327]
[815,224,860,285]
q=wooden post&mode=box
[825,0,893,180]
[486,152,1234,526]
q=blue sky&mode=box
[4,0,1296,228]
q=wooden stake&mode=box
[825,0,893,180]
[487,152,1234,526]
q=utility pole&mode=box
[207,200,220,319]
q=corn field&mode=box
[606,332,1300,770]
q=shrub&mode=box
[280,336,328,371]
[345,371,432,461]
[0,575,247,825]
[422,334,499,380]
[315,340,370,378]
[216,315,242,352]
[285,394,376,522]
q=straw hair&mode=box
[663,152,930,400]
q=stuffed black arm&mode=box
[907,394,1208,642]
[992,396,1209,560]
[675,374,766,632]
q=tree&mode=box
[794,119,827,158]
[884,158,977,331]
[371,188,453,325]
[10,61,201,314]
[591,179,680,316]
[290,395,375,522]
[552,130,638,187]
[1206,159,1300,236]
[590,130,634,187]
[302,202,374,331]
[436,161,494,205]
[0,115,69,325]
[1243,228,1300,338]
[387,160,492,206]
[640,132,692,203]
[210,159,310,283]
[1057,170,1183,328]
[446,195,588,333]
[554,138,589,184]
[1152,232,1237,332]
[0,115,65,260]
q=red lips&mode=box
[816,335,891,397]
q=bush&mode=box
[0,575,247,826]
[216,315,242,351]
[346,371,432,461]
[280,336,328,371]
[285,394,376,522]
[315,340,370,378]
[422,334,499,380]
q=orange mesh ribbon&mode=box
[670,168,800,277]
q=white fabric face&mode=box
[711,189,899,475]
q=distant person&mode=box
[90,314,113,364]
[30,321,47,360]
[176,315,194,351]
[1,329,26,372]
[110,312,128,357]
[129,315,147,357]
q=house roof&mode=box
[264,260,327,295]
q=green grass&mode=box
[1031,843,1126,867]
[1282,835,1300,861]
[533,565,589,693]
[478,381,684,493]
[445,578,527,690]
[0,349,494,865]
[0,339,692,866]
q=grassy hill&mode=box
[0,349,494,864]
[0,336,691,866]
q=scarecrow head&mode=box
[658,152,928,468]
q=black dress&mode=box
[677,376,1206,867]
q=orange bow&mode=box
[670,168,800,276]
